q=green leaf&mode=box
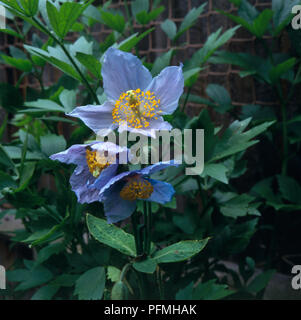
[7,266,53,291]
[35,242,65,266]
[19,0,39,17]
[153,239,209,263]
[107,266,121,282]
[273,0,300,34]
[202,163,229,184]
[183,67,202,87]
[47,0,94,39]
[49,274,79,287]
[75,52,101,78]
[175,282,194,300]
[40,134,66,157]
[23,99,64,113]
[99,9,125,33]
[86,214,137,257]
[0,144,16,172]
[74,267,106,300]
[136,6,164,25]
[175,3,206,41]
[0,27,24,39]
[185,26,239,69]
[133,258,157,274]
[205,84,232,113]
[252,9,274,38]
[175,279,233,300]
[59,89,76,113]
[246,269,276,294]
[161,19,177,40]
[219,194,261,219]
[18,161,35,191]
[131,0,149,17]
[211,120,275,162]
[220,9,273,38]
[0,0,25,13]
[24,45,82,81]
[277,175,301,204]
[116,29,154,52]
[31,285,59,300]
[151,49,174,76]
[0,171,17,190]
[193,279,233,300]
[1,55,32,72]
[111,281,129,300]
[269,58,297,83]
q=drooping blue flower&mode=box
[68,47,184,138]
[93,162,178,223]
[50,142,128,204]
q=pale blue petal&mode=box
[103,183,137,223]
[67,101,115,134]
[117,117,172,138]
[91,163,118,191]
[50,144,87,166]
[145,65,184,115]
[102,47,152,101]
[139,161,179,176]
[146,179,175,204]
[148,117,173,130]
[70,166,99,204]
[91,142,128,164]
[97,170,136,198]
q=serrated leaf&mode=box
[107,266,121,282]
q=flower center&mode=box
[86,148,111,178]
[120,176,154,201]
[112,89,161,129]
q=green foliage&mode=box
[74,267,106,300]
[161,4,207,42]
[86,214,137,257]
[0,0,293,301]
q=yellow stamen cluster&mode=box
[86,148,111,178]
[112,89,161,129]
[120,177,154,201]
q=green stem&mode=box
[131,211,144,256]
[120,263,131,282]
[31,17,100,104]
[143,202,152,255]
[182,87,192,112]
[146,202,152,254]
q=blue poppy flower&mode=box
[50,142,128,204]
[68,47,184,138]
[94,162,178,223]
